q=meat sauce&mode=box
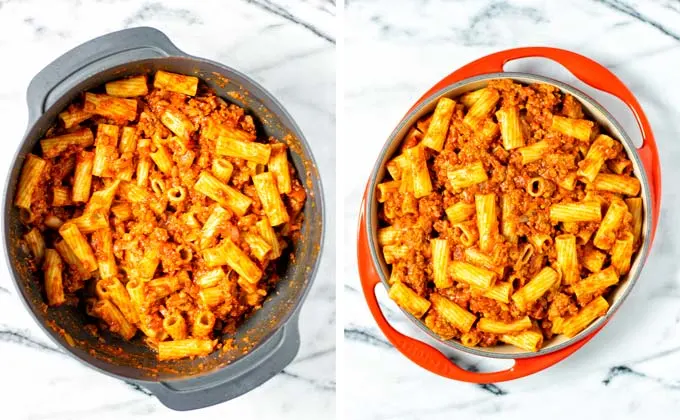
[379,79,640,347]
[20,74,305,350]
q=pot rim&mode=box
[2,55,326,381]
[365,72,653,359]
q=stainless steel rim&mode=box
[366,72,653,360]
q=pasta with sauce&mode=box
[378,79,643,352]
[14,71,306,360]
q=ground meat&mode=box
[378,80,642,352]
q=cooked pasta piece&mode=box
[40,128,94,158]
[84,93,137,121]
[71,211,108,234]
[194,171,253,217]
[582,247,607,273]
[464,247,503,277]
[593,200,627,250]
[478,316,531,334]
[460,88,486,108]
[268,143,291,194]
[430,294,476,333]
[555,234,579,285]
[611,232,635,275]
[561,296,609,338]
[592,173,641,196]
[59,107,93,129]
[500,331,543,351]
[479,282,512,304]
[388,281,430,319]
[153,70,199,96]
[163,313,188,341]
[405,146,432,198]
[421,97,455,152]
[517,140,550,165]
[448,162,488,190]
[202,238,262,284]
[194,268,226,289]
[91,229,117,279]
[577,134,616,182]
[14,154,47,209]
[377,181,401,203]
[256,217,282,259]
[252,172,290,226]
[512,267,559,311]
[158,339,217,361]
[24,227,45,263]
[58,223,97,273]
[212,158,234,183]
[463,88,499,128]
[475,193,498,253]
[161,106,194,140]
[449,261,496,290]
[625,197,643,244]
[43,249,65,306]
[551,115,593,141]
[445,202,476,224]
[93,299,137,340]
[105,75,149,97]
[572,267,619,302]
[242,232,272,262]
[150,143,173,174]
[96,277,138,325]
[549,201,601,223]
[556,172,577,191]
[54,239,91,279]
[496,105,524,150]
[84,180,120,215]
[216,136,271,165]
[192,311,216,338]
[431,239,451,289]
[72,151,94,202]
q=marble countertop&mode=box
[0,0,335,418]
[344,0,680,419]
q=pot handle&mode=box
[140,313,301,411]
[26,26,187,125]
[358,187,600,383]
[417,47,660,241]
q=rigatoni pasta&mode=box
[13,71,306,360]
[377,79,643,352]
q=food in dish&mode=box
[15,71,306,360]
[377,79,642,351]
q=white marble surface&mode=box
[0,0,335,418]
[344,1,680,419]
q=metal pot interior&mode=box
[367,73,652,359]
[4,58,324,380]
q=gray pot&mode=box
[2,27,324,410]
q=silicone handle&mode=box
[139,314,301,411]
[358,47,660,383]
[417,47,660,241]
[26,27,187,125]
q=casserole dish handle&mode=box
[140,313,301,411]
[26,26,187,126]
[425,47,660,241]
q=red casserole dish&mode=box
[357,47,661,382]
